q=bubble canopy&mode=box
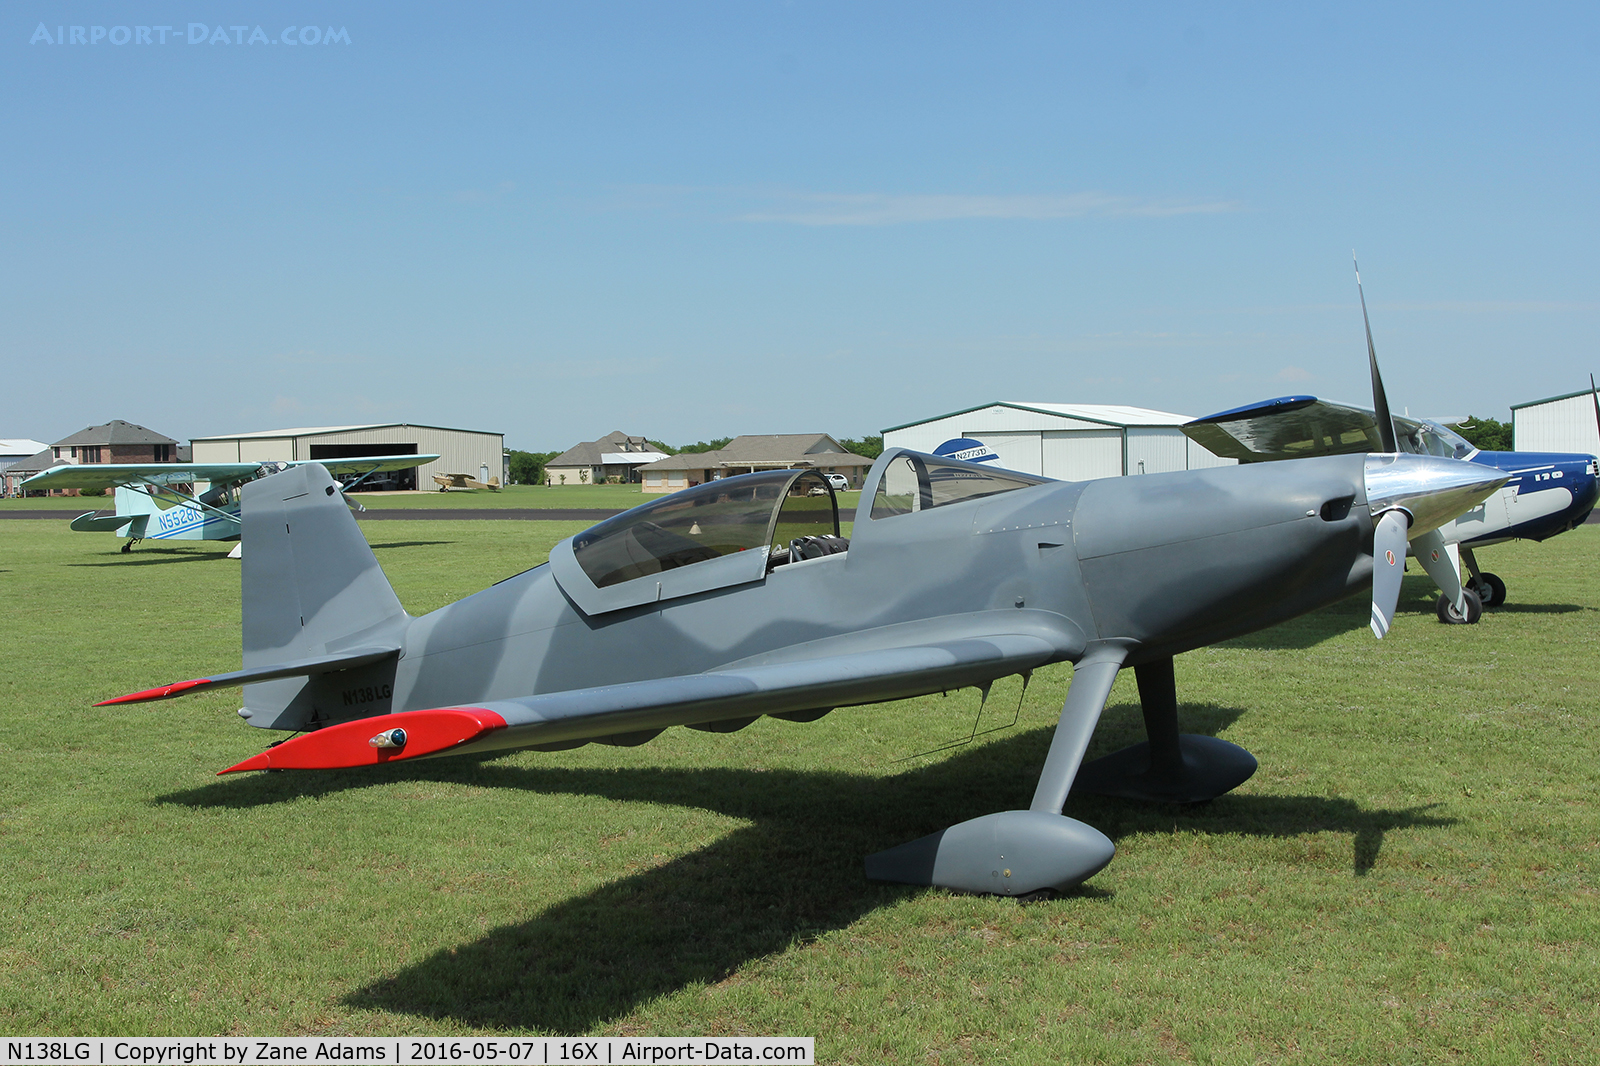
[571,469,838,590]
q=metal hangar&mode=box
[190,423,504,491]
[1511,388,1600,456]
[882,402,1235,480]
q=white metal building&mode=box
[191,423,505,491]
[1510,389,1600,456]
[882,402,1235,481]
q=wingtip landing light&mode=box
[217,708,508,774]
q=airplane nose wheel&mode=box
[1436,587,1483,624]
[1467,571,1506,608]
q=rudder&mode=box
[239,464,409,730]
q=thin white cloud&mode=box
[737,191,1241,226]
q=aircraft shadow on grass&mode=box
[159,710,1455,1033]
[1491,602,1587,615]
[68,549,233,568]
[62,540,455,566]
[1226,576,1583,650]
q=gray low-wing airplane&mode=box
[101,446,1504,894]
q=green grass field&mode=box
[2,517,1597,1061]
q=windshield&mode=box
[871,452,1050,519]
[1415,421,1477,459]
[572,470,811,588]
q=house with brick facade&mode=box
[21,420,183,495]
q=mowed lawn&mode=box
[1,515,1596,1062]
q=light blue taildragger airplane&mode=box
[22,454,439,555]
[1183,263,1599,624]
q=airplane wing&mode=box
[21,462,263,492]
[100,608,1081,774]
[1183,395,1433,462]
[25,456,438,495]
[294,454,441,477]
[219,625,1068,773]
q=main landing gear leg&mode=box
[864,642,1126,896]
[1072,655,1257,804]
[1460,547,1506,608]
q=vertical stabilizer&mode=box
[239,463,409,729]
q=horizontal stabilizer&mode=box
[96,646,400,706]
[70,512,146,535]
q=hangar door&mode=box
[968,431,1044,475]
[309,442,420,491]
[971,430,1123,480]
[1043,430,1122,480]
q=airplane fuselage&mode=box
[243,454,1383,737]
[1448,450,1600,547]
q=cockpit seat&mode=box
[792,534,849,561]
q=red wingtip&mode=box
[96,678,211,706]
[218,751,273,775]
[217,708,508,774]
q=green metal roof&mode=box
[1510,386,1599,410]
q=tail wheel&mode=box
[1436,587,1483,625]
[1469,571,1507,608]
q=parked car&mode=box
[808,472,853,496]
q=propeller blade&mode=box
[1355,255,1399,453]
[1412,528,1463,614]
[1590,373,1599,444]
[1370,509,1409,639]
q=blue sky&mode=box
[5,2,1596,451]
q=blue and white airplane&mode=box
[1182,265,1599,623]
[23,454,439,555]
[1184,398,1598,619]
